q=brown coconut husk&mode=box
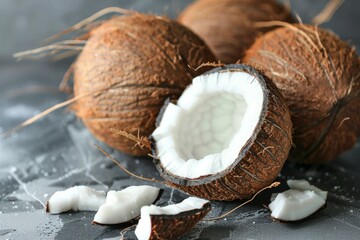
[244,23,360,163]
[153,65,292,201]
[6,10,216,156]
[178,0,294,64]
[73,14,216,156]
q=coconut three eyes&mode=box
[152,64,292,201]
[73,14,216,156]
[244,24,360,163]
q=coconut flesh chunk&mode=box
[152,69,264,179]
[93,185,162,225]
[287,179,327,201]
[135,197,211,240]
[269,180,327,221]
[46,186,106,214]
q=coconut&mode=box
[178,0,293,63]
[269,179,327,221]
[73,14,216,156]
[135,197,211,240]
[244,23,360,163]
[46,186,106,214]
[92,185,163,225]
[151,64,292,201]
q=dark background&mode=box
[0,1,359,240]
[0,0,359,58]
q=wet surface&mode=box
[1,60,360,240]
[1,0,360,239]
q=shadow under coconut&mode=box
[197,225,236,240]
[55,211,127,240]
[278,204,347,230]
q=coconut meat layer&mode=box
[287,179,327,201]
[135,197,209,240]
[269,180,328,221]
[47,186,106,214]
[269,189,325,221]
[152,71,264,178]
[93,185,160,225]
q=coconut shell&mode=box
[154,64,292,201]
[73,14,216,156]
[244,24,360,163]
[146,201,211,239]
[178,0,293,64]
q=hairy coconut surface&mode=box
[152,64,292,201]
[73,14,216,156]
[178,0,293,64]
[244,23,360,163]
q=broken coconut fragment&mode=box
[93,185,162,225]
[269,180,328,221]
[152,64,292,201]
[287,179,327,201]
[46,186,106,214]
[135,197,211,240]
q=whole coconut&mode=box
[178,0,293,63]
[244,23,360,163]
[73,14,216,156]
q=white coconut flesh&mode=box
[47,186,106,214]
[152,71,264,178]
[135,197,209,240]
[269,180,328,221]
[93,185,161,225]
[287,179,327,201]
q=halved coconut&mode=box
[46,186,106,214]
[269,179,327,221]
[152,64,292,200]
[93,185,162,225]
[135,197,211,240]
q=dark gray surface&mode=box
[0,1,360,240]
